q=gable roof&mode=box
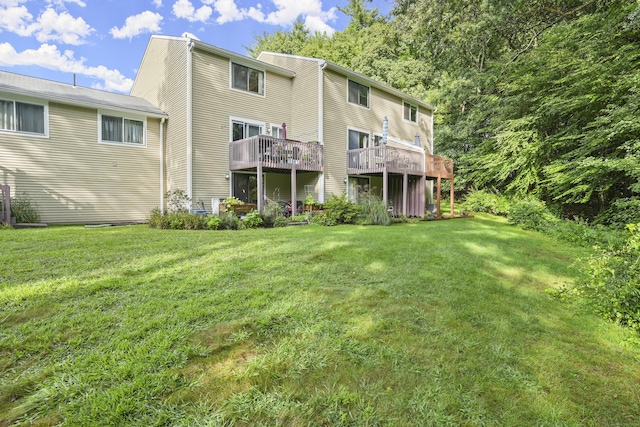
[257,51,437,112]
[0,70,166,118]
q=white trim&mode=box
[402,101,419,125]
[187,39,194,202]
[346,78,370,110]
[97,110,147,148]
[229,116,266,141]
[269,123,283,138]
[159,117,165,214]
[0,95,49,138]
[347,126,371,150]
[229,61,266,98]
[317,61,326,203]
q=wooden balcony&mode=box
[347,146,425,176]
[229,135,323,172]
[425,154,454,179]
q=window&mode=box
[271,125,283,139]
[232,63,264,95]
[403,102,417,123]
[100,114,145,145]
[348,80,369,108]
[373,134,383,146]
[0,99,46,135]
[232,119,263,141]
[348,129,369,150]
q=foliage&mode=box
[273,216,287,228]
[508,198,559,231]
[288,214,308,223]
[573,223,640,332]
[462,189,510,216]
[260,201,285,228]
[322,192,362,225]
[206,215,221,230]
[243,210,263,229]
[223,196,244,207]
[165,189,190,214]
[218,212,243,230]
[7,192,41,223]
[595,198,640,229]
[358,192,391,225]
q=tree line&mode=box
[250,0,639,220]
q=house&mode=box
[0,34,452,224]
[0,71,166,224]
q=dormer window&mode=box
[232,63,264,95]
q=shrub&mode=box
[261,201,284,228]
[462,189,510,216]
[165,189,190,213]
[206,216,221,230]
[358,193,391,226]
[273,216,287,227]
[595,198,640,229]
[182,213,207,230]
[243,210,263,229]
[573,223,640,331]
[219,212,243,230]
[323,192,362,225]
[5,192,41,223]
[288,214,308,223]
[310,214,337,226]
[508,198,558,231]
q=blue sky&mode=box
[0,0,393,93]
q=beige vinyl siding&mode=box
[131,37,188,194]
[190,49,294,209]
[0,102,160,224]
[258,54,320,142]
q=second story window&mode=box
[348,80,369,108]
[100,114,145,146]
[232,63,264,95]
[232,120,262,141]
[0,99,46,135]
[403,102,417,123]
[348,129,369,149]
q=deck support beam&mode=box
[383,167,388,210]
[291,165,297,216]
[257,161,263,213]
[402,171,408,216]
[420,175,426,219]
[450,175,454,217]
[436,176,442,217]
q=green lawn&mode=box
[1,215,639,426]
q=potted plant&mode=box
[221,196,244,213]
[303,193,321,212]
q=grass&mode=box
[1,215,639,426]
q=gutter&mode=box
[159,117,166,214]
[186,38,194,203]
[317,61,328,203]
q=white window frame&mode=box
[403,101,418,124]
[230,62,266,97]
[98,110,147,148]
[270,123,283,139]
[0,95,49,138]
[229,116,265,142]
[347,79,370,109]
[347,126,371,150]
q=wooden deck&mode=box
[425,154,454,179]
[229,135,323,172]
[347,146,424,176]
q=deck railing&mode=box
[425,154,454,179]
[0,184,11,225]
[229,135,323,172]
[347,146,425,175]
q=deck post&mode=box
[420,175,426,219]
[291,165,297,216]
[436,176,442,217]
[257,161,263,213]
[449,175,454,217]
[383,167,388,209]
[402,171,408,216]
[0,184,10,225]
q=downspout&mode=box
[159,117,166,214]
[186,38,194,205]
[318,60,327,203]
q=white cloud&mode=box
[0,42,133,92]
[181,31,200,40]
[45,0,87,8]
[263,0,336,33]
[304,13,334,34]
[0,5,93,45]
[33,8,93,45]
[210,0,245,24]
[152,0,162,7]
[0,4,36,36]
[0,0,26,7]
[110,11,163,39]
[172,0,212,22]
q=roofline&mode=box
[0,85,167,119]
[187,38,296,78]
[323,60,437,112]
[256,51,436,111]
